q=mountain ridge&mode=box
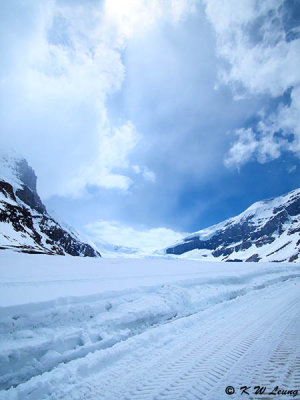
[0,151,100,257]
[166,188,300,262]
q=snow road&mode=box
[0,253,299,400]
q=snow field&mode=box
[0,253,299,399]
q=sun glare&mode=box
[104,0,162,38]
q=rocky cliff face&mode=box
[166,189,300,262]
[0,152,100,257]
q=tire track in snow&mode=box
[1,276,300,399]
[122,289,300,400]
[12,279,298,400]
[205,296,300,400]
[0,271,297,391]
[1,273,299,391]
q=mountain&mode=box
[0,151,100,256]
[166,189,300,262]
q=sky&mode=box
[1,0,300,252]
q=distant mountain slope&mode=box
[166,189,300,262]
[0,151,100,256]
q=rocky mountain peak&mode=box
[0,151,46,214]
[166,189,300,263]
[15,158,37,193]
[0,151,100,257]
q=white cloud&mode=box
[104,0,196,43]
[132,165,141,174]
[274,86,300,156]
[132,165,156,183]
[65,121,140,196]
[0,0,196,198]
[224,128,258,168]
[85,220,185,253]
[224,126,285,168]
[203,0,300,167]
[142,167,156,183]
[204,0,300,96]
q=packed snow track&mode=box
[0,253,299,400]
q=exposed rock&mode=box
[245,254,261,262]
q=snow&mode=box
[0,150,24,191]
[0,252,297,307]
[0,252,299,399]
[0,222,38,248]
[166,187,300,262]
[187,188,300,240]
[0,192,17,208]
[0,177,100,256]
[224,187,300,227]
[177,226,299,263]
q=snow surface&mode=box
[0,150,24,191]
[0,252,299,399]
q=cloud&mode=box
[0,0,127,197]
[66,121,140,196]
[85,220,185,252]
[104,0,196,42]
[288,165,297,174]
[120,3,265,192]
[132,165,156,183]
[4,0,296,238]
[0,0,196,198]
[142,168,156,183]
[203,0,300,168]
[224,128,258,168]
[224,126,285,169]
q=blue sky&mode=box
[1,0,300,251]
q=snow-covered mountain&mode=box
[0,151,100,256]
[166,189,300,262]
